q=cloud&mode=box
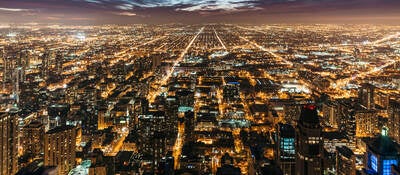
[116,4,134,10]
[0,7,33,12]
[114,11,137,16]
[175,0,262,12]
[80,0,262,12]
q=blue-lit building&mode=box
[276,123,296,175]
[363,128,400,175]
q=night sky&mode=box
[0,0,400,24]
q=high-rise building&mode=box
[22,120,44,158]
[336,146,356,175]
[322,101,338,128]
[3,50,17,83]
[363,127,400,175]
[55,51,64,75]
[41,49,54,79]
[337,99,357,145]
[18,49,29,82]
[388,99,400,143]
[355,110,379,137]
[276,123,296,175]
[0,111,19,175]
[359,83,375,110]
[137,110,168,171]
[44,125,76,175]
[295,105,323,175]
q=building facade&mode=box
[363,128,400,175]
[276,123,296,175]
[44,125,76,175]
[0,111,19,175]
[295,105,323,175]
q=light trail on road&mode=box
[334,59,397,88]
[213,27,227,50]
[173,123,185,169]
[148,27,204,103]
[332,32,400,89]
[370,32,400,45]
[116,36,167,56]
[238,35,293,66]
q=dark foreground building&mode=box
[295,105,323,175]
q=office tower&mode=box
[137,110,168,171]
[322,101,338,128]
[44,125,76,175]
[337,99,357,145]
[0,111,19,175]
[359,83,375,109]
[363,127,400,175]
[22,120,44,158]
[295,105,323,175]
[276,123,296,175]
[47,103,70,130]
[336,146,356,175]
[388,99,400,143]
[18,49,29,82]
[3,50,17,83]
[41,50,49,79]
[355,110,379,137]
[55,51,63,75]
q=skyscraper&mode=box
[388,99,400,143]
[355,110,379,137]
[0,111,19,175]
[359,83,375,110]
[363,127,400,175]
[22,120,44,158]
[44,125,76,175]
[276,123,296,175]
[295,105,323,175]
[322,101,338,128]
[137,110,168,172]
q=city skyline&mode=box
[1,1,400,175]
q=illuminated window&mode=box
[369,153,377,172]
[281,138,295,155]
[383,159,397,175]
